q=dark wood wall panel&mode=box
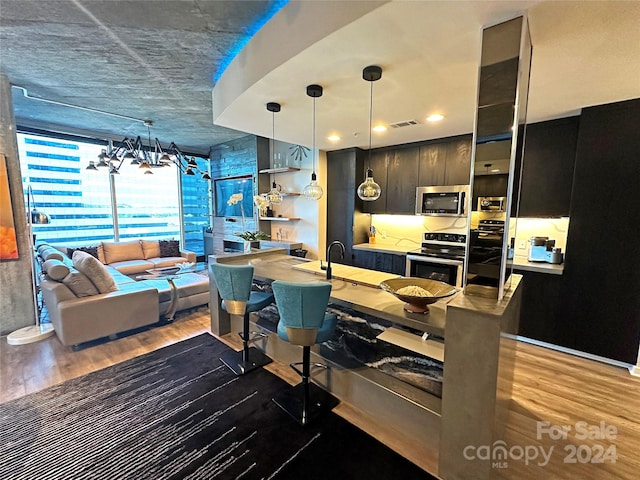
[560,99,640,363]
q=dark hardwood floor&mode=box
[1,307,638,479]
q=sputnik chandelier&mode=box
[86,121,211,180]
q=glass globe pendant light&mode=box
[303,84,324,200]
[266,102,282,205]
[357,65,382,202]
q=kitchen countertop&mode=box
[291,260,400,288]
[511,256,564,275]
[355,243,564,275]
[210,250,449,337]
[353,243,415,255]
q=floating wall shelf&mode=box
[259,217,300,222]
[258,192,301,197]
[258,167,301,174]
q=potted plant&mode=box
[233,230,270,252]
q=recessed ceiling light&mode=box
[491,169,500,173]
[327,134,341,142]
[426,113,445,122]
[372,125,387,133]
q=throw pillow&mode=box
[141,240,161,259]
[67,245,100,260]
[42,258,70,281]
[101,240,144,264]
[62,267,100,297]
[72,250,118,293]
[159,239,181,258]
[37,245,64,262]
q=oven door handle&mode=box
[406,255,464,266]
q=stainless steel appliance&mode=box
[406,232,466,287]
[415,185,469,217]
[467,219,505,286]
[477,196,506,212]
[528,236,564,264]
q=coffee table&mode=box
[137,266,196,321]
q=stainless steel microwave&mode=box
[478,196,506,212]
[415,185,469,216]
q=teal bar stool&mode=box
[210,263,274,375]
[271,280,339,426]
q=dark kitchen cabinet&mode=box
[418,135,472,187]
[361,150,388,214]
[444,136,472,185]
[326,148,369,266]
[418,142,446,186]
[513,270,568,346]
[559,99,640,364]
[517,117,578,217]
[385,147,419,214]
[353,250,406,275]
[471,174,509,211]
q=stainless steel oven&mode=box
[406,232,466,288]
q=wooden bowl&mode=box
[379,277,458,314]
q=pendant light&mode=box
[357,65,382,202]
[303,84,324,200]
[266,102,282,205]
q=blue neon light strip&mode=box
[213,0,289,83]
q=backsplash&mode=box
[370,214,468,249]
[511,217,570,257]
[370,214,570,257]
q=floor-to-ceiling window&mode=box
[114,165,180,242]
[18,134,114,245]
[17,131,211,255]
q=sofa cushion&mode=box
[109,259,155,276]
[42,258,70,281]
[102,240,144,264]
[37,245,65,262]
[159,239,181,258]
[62,267,100,297]
[150,257,185,269]
[73,250,118,293]
[67,245,100,260]
[141,240,161,259]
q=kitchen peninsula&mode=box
[209,248,522,479]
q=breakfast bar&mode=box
[209,248,522,479]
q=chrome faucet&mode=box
[326,241,345,280]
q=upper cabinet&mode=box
[516,117,579,217]
[362,150,389,214]
[419,135,472,187]
[385,147,419,214]
[444,136,473,185]
[361,135,471,215]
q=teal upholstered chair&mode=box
[271,280,339,426]
[210,263,274,375]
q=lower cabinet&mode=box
[513,270,569,347]
[353,250,406,276]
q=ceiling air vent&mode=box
[389,119,420,129]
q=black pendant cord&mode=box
[312,94,317,177]
[272,109,276,187]
[367,79,373,175]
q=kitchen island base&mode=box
[209,250,521,479]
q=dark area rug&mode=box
[0,334,436,480]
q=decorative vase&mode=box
[243,240,260,253]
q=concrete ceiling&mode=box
[1,1,639,157]
[0,0,282,155]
